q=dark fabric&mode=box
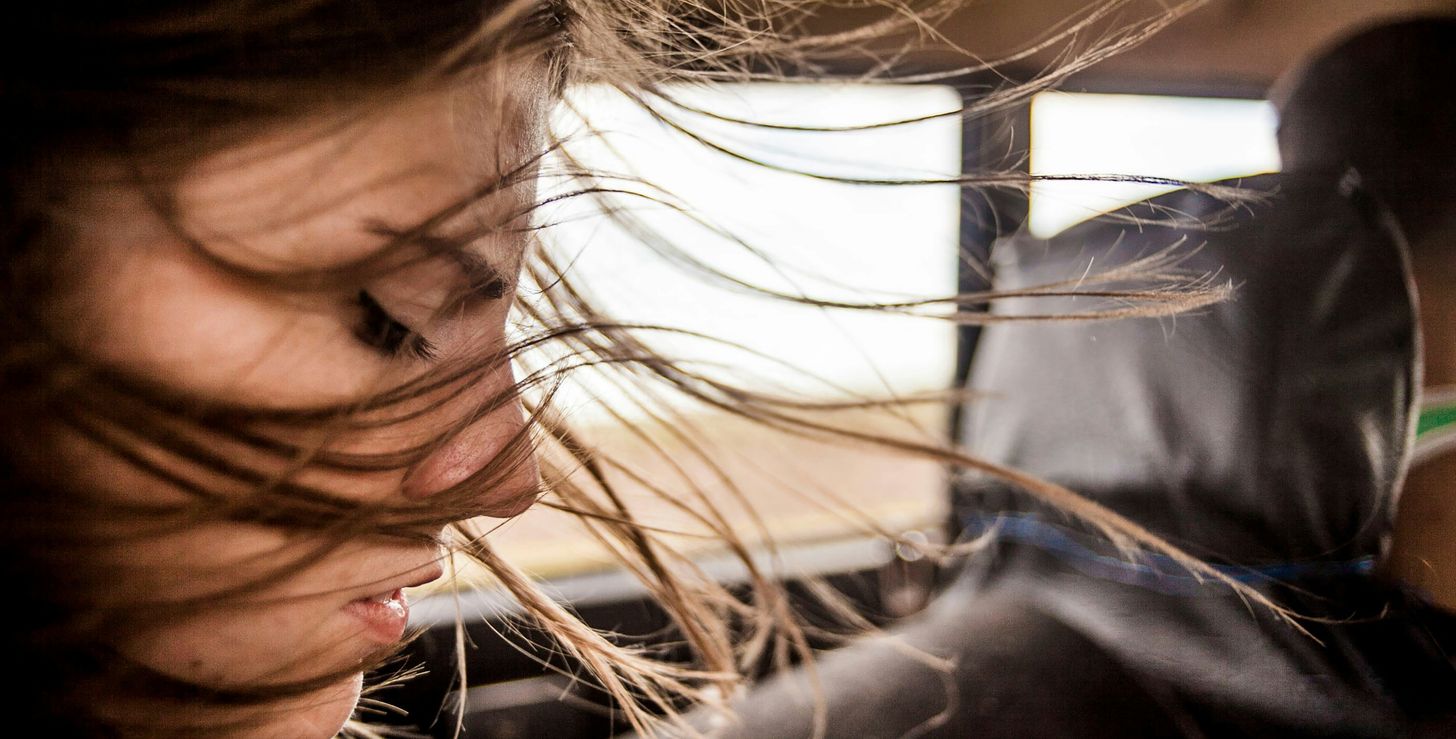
[963,172,1416,564]
[702,549,1456,739]
[698,173,1456,738]
[695,572,1193,739]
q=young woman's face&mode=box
[42,72,549,737]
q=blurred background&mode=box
[395,2,1456,734]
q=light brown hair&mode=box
[0,1,1265,736]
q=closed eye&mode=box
[352,290,437,361]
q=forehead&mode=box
[167,77,545,274]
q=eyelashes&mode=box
[352,290,437,361]
[345,244,513,362]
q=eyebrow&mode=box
[364,221,511,302]
[445,248,510,302]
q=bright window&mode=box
[491,83,964,578]
[1028,92,1281,238]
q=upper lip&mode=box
[352,559,446,601]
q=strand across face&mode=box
[39,74,548,737]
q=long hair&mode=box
[0,1,1261,736]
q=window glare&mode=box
[537,83,964,420]
[1028,92,1281,238]
[490,83,964,572]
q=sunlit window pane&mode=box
[492,83,964,577]
[1029,92,1281,238]
[538,83,963,409]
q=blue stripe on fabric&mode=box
[961,513,1374,596]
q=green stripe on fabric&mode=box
[1419,403,1456,438]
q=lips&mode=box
[341,563,444,643]
[343,589,411,643]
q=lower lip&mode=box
[342,589,410,643]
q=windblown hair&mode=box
[0,1,1259,737]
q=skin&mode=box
[41,65,551,737]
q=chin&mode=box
[241,672,365,739]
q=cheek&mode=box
[127,597,337,684]
[109,524,438,677]
[54,242,392,407]
[93,530,392,738]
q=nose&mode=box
[400,370,541,517]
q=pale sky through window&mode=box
[535,83,963,421]
[1029,92,1281,238]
